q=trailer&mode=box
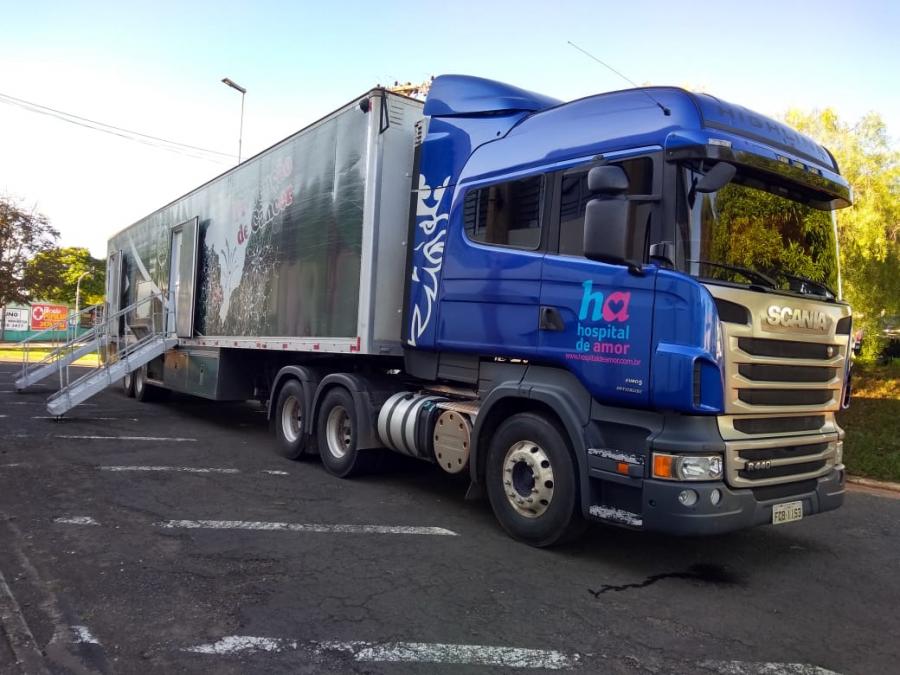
[25,75,855,546]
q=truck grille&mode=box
[737,337,833,360]
[732,415,825,435]
[726,436,836,488]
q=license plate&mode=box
[772,500,803,525]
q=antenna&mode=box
[567,40,671,116]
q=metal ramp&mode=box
[46,333,177,415]
[21,292,176,417]
[14,304,106,391]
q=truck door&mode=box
[167,217,199,338]
[539,156,659,407]
[437,174,547,358]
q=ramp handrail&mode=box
[16,303,105,387]
[50,291,172,396]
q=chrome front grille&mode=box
[725,435,837,488]
[707,284,850,487]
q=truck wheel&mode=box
[485,412,583,547]
[316,387,375,478]
[122,371,135,397]
[274,379,308,460]
[133,367,151,402]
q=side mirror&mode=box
[583,197,638,268]
[695,162,736,194]
[583,165,640,269]
[588,166,629,193]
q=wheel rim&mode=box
[502,440,555,519]
[325,405,352,460]
[281,394,303,443]
[124,372,132,390]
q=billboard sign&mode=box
[3,307,29,331]
[30,304,69,331]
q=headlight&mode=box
[653,453,723,481]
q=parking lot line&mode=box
[184,636,578,669]
[100,465,240,474]
[53,516,100,526]
[55,435,196,442]
[157,520,458,536]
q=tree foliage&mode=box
[784,109,900,360]
[23,247,106,306]
[0,197,59,305]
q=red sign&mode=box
[30,303,69,331]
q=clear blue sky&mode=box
[1,0,897,256]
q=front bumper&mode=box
[637,468,845,535]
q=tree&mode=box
[23,247,106,306]
[0,197,59,305]
[784,109,900,361]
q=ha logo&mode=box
[766,305,829,332]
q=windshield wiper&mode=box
[687,259,777,289]
[772,271,836,300]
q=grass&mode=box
[0,348,100,367]
[837,360,900,483]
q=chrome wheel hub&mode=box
[502,440,555,518]
[281,395,303,443]
[325,406,352,459]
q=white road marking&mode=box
[5,401,98,406]
[100,465,239,474]
[53,516,100,526]
[71,625,101,645]
[0,413,7,417]
[158,520,458,536]
[703,661,842,675]
[262,470,289,475]
[56,435,196,442]
[184,636,578,669]
[32,416,139,421]
[0,463,26,468]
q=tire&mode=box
[485,412,584,547]
[134,366,157,402]
[274,379,308,460]
[122,371,135,398]
[316,387,377,478]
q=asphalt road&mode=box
[0,363,898,675]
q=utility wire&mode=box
[0,90,236,163]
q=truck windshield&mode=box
[676,163,839,299]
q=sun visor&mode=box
[424,75,562,117]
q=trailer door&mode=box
[167,217,199,338]
[105,250,124,337]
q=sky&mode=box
[1,0,898,259]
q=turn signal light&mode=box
[653,454,674,479]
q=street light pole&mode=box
[221,77,247,164]
[75,271,91,333]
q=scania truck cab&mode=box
[402,76,851,542]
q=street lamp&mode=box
[75,271,92,332]
[221,77,246,164]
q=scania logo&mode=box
[745,460,772,472]
[766,305,829,332]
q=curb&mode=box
[847,475,900,494]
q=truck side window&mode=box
[558,156,653,257]
[463,175,543,250]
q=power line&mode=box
[0,90,237,163]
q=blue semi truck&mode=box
[90,75,853,545]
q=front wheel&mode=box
[485,412,583,547]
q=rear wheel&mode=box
[122,371,135,397]
[133,366,165,402]
[274,379,308,460]
[316,387,377,477]
[485,412,583,547]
